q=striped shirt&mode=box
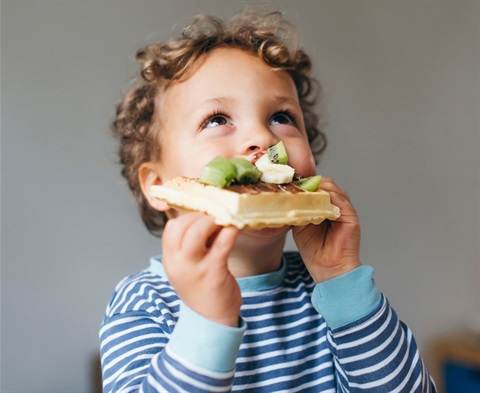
[100,252,436,392]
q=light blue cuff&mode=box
[311,265,382,330]
[168,303,246,373]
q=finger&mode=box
[207,226,240,262]
[328,191,359,223]
[181,214,223,260]
[163,212,205,251]
[318,177,350,201]
[292,219,329,246]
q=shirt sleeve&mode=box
[99,305,245,393]
[311,265,382,330]
[310,265,437,392]
[168,302,246,372]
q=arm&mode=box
[293,177,436,391]
[100,213,243,392]
[311,266,436,392]
[100,301,244,392]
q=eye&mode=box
[270,110,297,126]
[201,112,230,129]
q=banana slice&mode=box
[254,153,271,170]
[255,154,295,184]
[259,164,295,184]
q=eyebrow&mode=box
[199,97,235,107]
[271,96,301,106]
[200,95,300,108]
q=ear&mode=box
[138,162,170,212]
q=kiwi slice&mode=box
[267,141,288,165]
[296,175,322,192]
[199,156,237,188]
[230,158,262,184]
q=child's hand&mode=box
[162,212,241,327]
[292,177,362,283]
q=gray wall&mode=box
[2,1,478,392]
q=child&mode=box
[100,10,436,392]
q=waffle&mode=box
[149,177,340,229]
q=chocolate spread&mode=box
[226,182,304,194]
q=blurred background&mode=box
[1,1,478,392]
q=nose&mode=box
[239,126,279,161]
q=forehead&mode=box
[160,47,299,107]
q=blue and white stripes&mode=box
[326,299,435,392]
[100,252,436,392]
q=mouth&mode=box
[248,151,267,164]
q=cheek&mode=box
[295,156,316,177]
[163,144,236,179]
[288,144,317,177]
[159,142,198,179]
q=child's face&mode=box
[155,47,316,182]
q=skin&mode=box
[140,48,361,327]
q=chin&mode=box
[240,225,291,240]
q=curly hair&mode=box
[111,10,327,237]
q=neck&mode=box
[227,229,287,278]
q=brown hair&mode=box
[111,10,327,236]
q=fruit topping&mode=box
[267,141,288,165]
[230,158,262,184]
[295,175,322,192]
[199,156,237,188]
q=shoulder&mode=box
[105,268,180,321]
